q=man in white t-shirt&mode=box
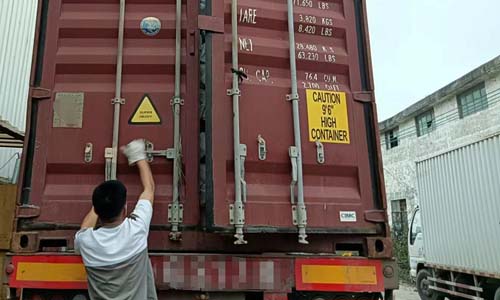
[75,140,157,300]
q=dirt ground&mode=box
[394,283,420,300]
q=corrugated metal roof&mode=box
[0,0,38,181]
[0,0,38,131]
[0,119,24,148]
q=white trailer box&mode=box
[413,134,500,299]
[416,134,500,276]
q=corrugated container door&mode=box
[21,0,199,249]
[205,0,385,242]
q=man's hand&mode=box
[122,140,155,205]
[80,207,98,229]
[122,139,147,166]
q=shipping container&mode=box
[0,0,38,180]
[410,134,500,299]
[4,0,397,299]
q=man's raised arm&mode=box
[137,160,154,205]
[122,139,155,205]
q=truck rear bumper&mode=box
[6,254,398,293]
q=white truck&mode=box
[409,134,500,300]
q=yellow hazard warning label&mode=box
[129,94,161,124]
[306,90,350,144]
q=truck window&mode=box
[410,209,422,245]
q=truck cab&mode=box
[408,207,424,280]
[408,205,500,300]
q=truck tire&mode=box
[494,287,500,300]
[416,269,444,300]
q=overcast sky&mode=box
[366,0,500,121]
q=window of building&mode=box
[457,82,488,118]
[415,109,435,137]
[391,199,408,237]
[385,128,399,149]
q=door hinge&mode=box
[30,87,51,100]
[198,15,225,33]
[353,91,374,103]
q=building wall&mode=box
[381,72,500,229]
[0,0,38,181]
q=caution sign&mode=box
[306,90,350,144]
[129,94,162,125]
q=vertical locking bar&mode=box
[229,0,247,245]
[106,0,126,181]
[168,0,184,241]
[287,0,308,244]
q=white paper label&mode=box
[340,211,357,222]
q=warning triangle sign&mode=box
[129,94,162,125]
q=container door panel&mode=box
[208,0,383,234]
[28,0,199,247]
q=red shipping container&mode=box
[7,0,397,297]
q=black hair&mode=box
[92,180,127,221]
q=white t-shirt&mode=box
[75,200,153,267]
